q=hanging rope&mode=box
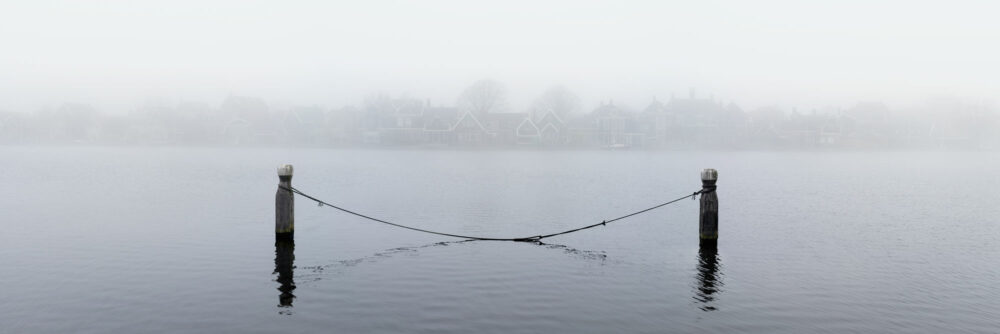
[281,185,707,242]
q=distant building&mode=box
[659,93,747,148]
[422,106,458,145]
[452,111,489,145]
[283,106,326,145]
[482,112,527,145]
[515,117,541,145]
[589,101,644,148]
[219,96,280,145]
[534,108,567,145]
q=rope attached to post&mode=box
[281,185,706,242]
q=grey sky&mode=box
[1,0,997,113]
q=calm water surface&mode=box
[2,147,998,333]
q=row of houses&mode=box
[196,94,1000,150]
[3,95,996,149]
[230,94,750,149]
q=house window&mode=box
[396,117,412,128]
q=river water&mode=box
[1,147,998,333]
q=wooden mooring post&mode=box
[276,164,294,240]
[699,168,718,248]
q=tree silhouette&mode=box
[457,79,508,116]
[532,85,580,121]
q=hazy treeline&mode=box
[1,81,996,150]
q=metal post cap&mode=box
[277,164,294,176]
[701,168,717,181]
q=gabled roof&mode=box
[516,118,540,137]
[540,122,560,134]
[452,111,487,132]
[535,109,565,128]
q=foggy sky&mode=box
[1,0,998,113]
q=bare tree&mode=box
[457,79,508,116]
[532,85,581,121]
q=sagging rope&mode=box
[282,185,710,242]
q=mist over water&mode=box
[3,1,1000,333]
[1,92,996,150]
[2,1,999,151]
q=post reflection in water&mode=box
[274,239,296,310]
[693,246,723,311]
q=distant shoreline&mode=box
[1,142,994,153]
